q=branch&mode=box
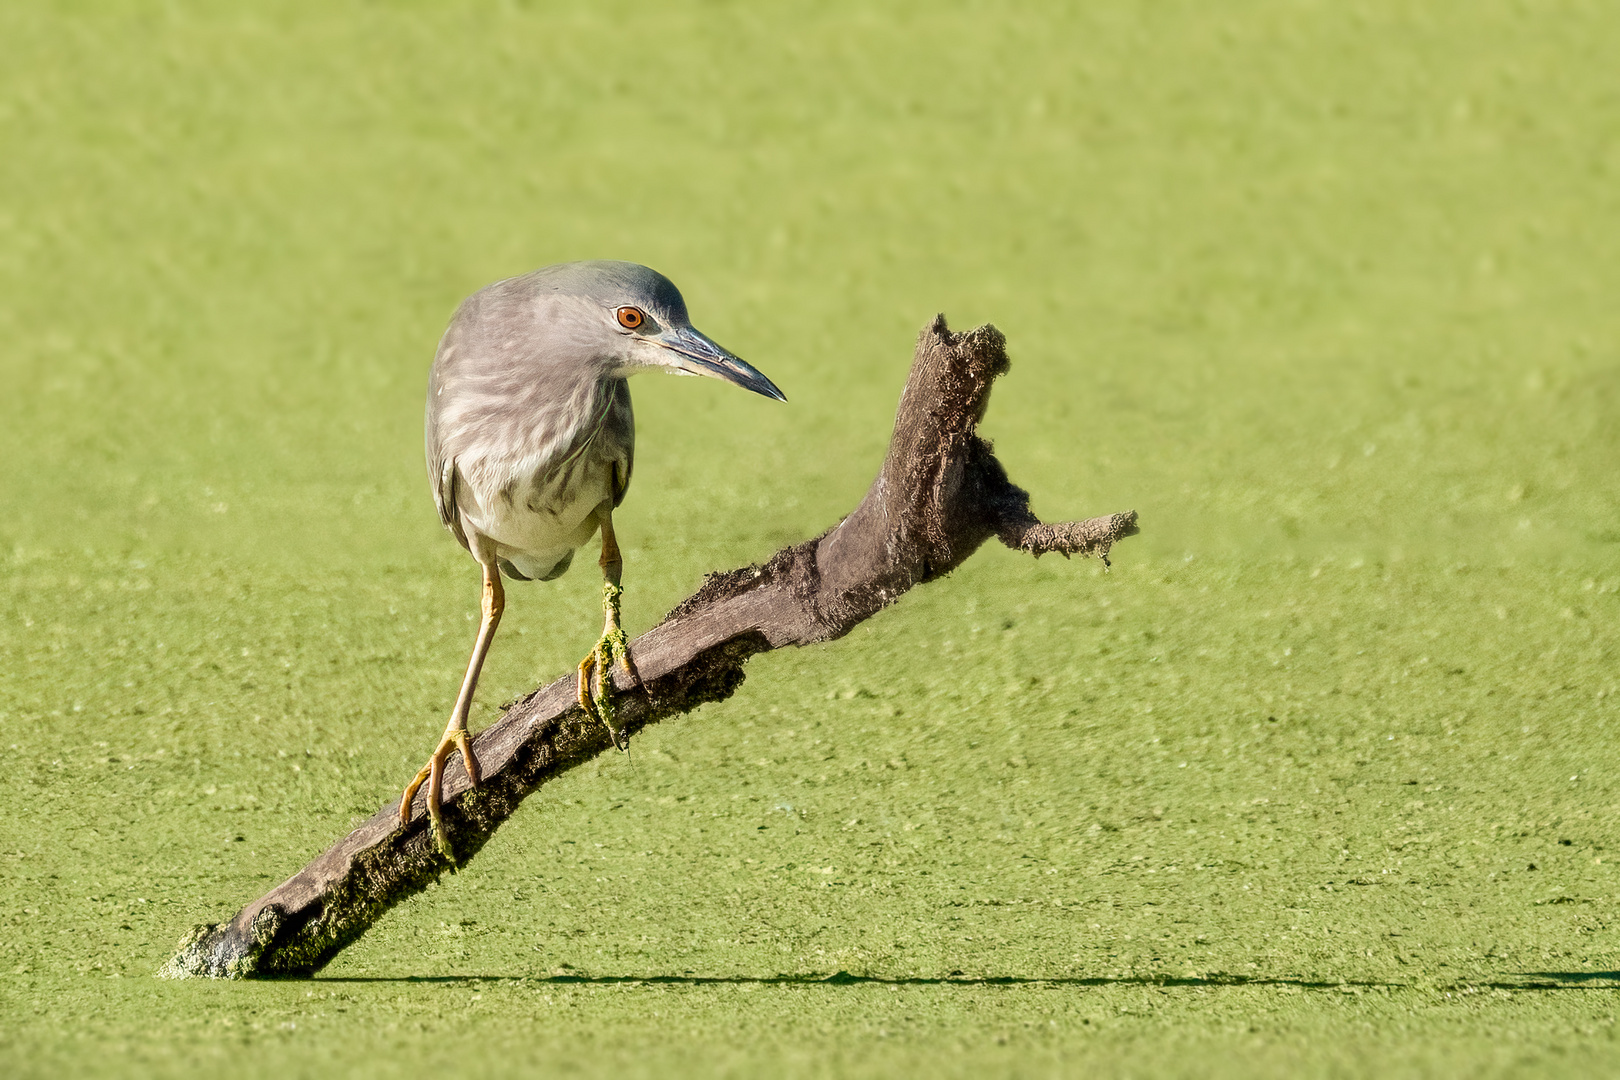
[160,315,1138,979]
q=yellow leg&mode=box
[401,559,503,855]
[577,512,630,750]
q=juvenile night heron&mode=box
[401,261,784,843]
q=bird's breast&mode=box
[465,455,613,579]
[446,385,632,580]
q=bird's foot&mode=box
[577,627,630,751]
[578,581,631,751]
[399,727,480,860]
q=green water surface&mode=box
[2,3,1618,1076]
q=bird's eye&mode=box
[616,307,645,330]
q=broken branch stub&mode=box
[160,314,1138,980]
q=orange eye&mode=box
[616,307,645,330]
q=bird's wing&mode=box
[608,377,634,508]
[612,459,631,509]
[425,324,472,552]
[433,456,470,551]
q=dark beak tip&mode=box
[727,360,786,403]
[667,328,785,402]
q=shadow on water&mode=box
[311,970,1620,991]
[1508,972,1620,988]
[316,971,1394,990]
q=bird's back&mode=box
[426,273,634,580]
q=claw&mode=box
[578,628,630,751]
[577,580,631,751]
[399,728,479,861]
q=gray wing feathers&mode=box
[435,457,467,549]
[607,377,634,508]
[425,322,470,551]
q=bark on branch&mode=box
[161,315,1138,979]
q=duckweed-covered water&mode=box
[2,3,1617,1076]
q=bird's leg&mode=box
[401,559,503,856]
[577,511,630,750]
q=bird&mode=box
[401,260,785,849]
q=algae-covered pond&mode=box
[3,3,1618,1076]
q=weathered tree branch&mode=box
[160,315,1138,979]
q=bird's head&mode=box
[529,261,786,401]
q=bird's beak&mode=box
[655,326,787,402]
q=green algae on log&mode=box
[160,315,1138,979]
